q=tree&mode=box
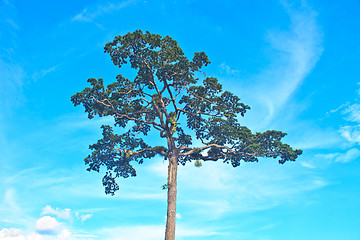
[71,30,302,240]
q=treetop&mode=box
[71,30,302,195]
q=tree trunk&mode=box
[165,152,178,240]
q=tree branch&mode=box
[178,107,222,118]
[128,147,168,157]
[179,143,262,158]
[91,96,164,129]
[164,79,179,114]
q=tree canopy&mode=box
[71,30,302,240]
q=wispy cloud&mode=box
[32,65,59,82]
[244,2,323,128]
[0,188,34,227]
[254,221,282,232]
[219,62,241,75]
[41,206,71,220]
[317,84,360,165]
[75,211,93,222]
[341,103,360,123]
[150,158,327,221]
[0,1,25,170]
[0,59,25,115]
[0,0,19,49]
[315,148,360,164]
[299,161,316,169]
[327,102,350,115]
[80,214,92,222]
[2,0,14,8]
[5,17,19,30]
[335,148,360,163]
[290,124,342,150]
[73,0,136,22]
[336,85,360,145]
[339,125,360,144]
[4,188,20,211]
[0,188,37,230]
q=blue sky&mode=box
[1,0,360,239]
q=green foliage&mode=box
[71,30,302,195]
[194,160,202,167]
[154,146,167,154]
[83,125,157,195]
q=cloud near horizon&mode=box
[97,224,222,240]
[0,227,75,240]
[35,216,61,235]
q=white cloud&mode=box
[219,62,240,75]
[0,228,77,240]
[342,103,360,123]
[32,65,59,82]
[26,233,43,240]
[299,161,315,169]
[41,206,71,220]
[4,189,20,211]
[35,216,60,235]
[0,228,25,240]
[147,157,327,223]
[57,229,74,240]
[314,148,360,164]
[332,85,360,160]
[337,94,360,144]
[243,3,323,129]
[79,214,92,222]
[75,211,94,222]
[0,189,37,232]
[335,148,360,163]
[73,0,135,22]
[339,125,360,144]
[179,160,328,217]
[328,102,349,115]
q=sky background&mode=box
[1,0,360,239]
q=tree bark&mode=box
[165,151,178,240]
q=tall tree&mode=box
[71,30,302,240]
